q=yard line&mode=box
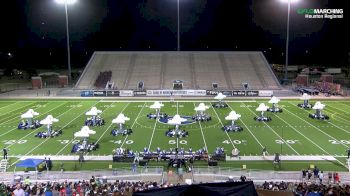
[0,102,36,123]
[193,103,208,151]
[327,104,350,115]
[10,101,95,166]
[56,100,112,155]
[242,102,300,155]
[148,118,159,150]
[228,102,265,149]
[94,102,131,148]
[272,112,348,169]
[120,102,146,148]
[0,101,19,110]
[292,103,350,135]
[284,103,349,148]
[210,103,236,149]
[0,101,59,126]
[0,102,68,138]
[5,101,85,149]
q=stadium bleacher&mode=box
[75,51,281,90]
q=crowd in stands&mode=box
[0,176,181,196]
[94,71,112,89]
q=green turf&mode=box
[1,99,350,171]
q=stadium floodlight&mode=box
[177,0,180,51]
[55,0,77,4]
[280,0,298,84]
[55,0,77,85]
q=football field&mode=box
[1,99,350,170]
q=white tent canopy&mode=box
[194,103,209,112]
[225,111,241,121]
[214,93,226,100]
[313,101,325,110]
[21,109,39,119]
[300,93,312,101]
[86,107,102,116]
[150,101,164,109]
[112,113,130,124]
[256,103,269,112]
[167,114,187,126]
[268,96,280,104]
[40,115,59,125]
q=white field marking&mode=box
[89,102,131,154]
[284,102,349,148]
[120,102,146,148]
[0,101,62,126]
[177,137,179,148]
[56,100,112,155]
[275,110,348,168]
[228,102,265,149]
[192,103,208,151]
[210,103,236,149]
[148,116,159,150]
[22,101,101,155]
[5,101,85,149]
[293,103,350,135]
[0,102,68,138]
[176,101,179,114]
[0,101,20,110]
[0,102,36,122]
[8,101,96,166]
[10,137,51,167]
[327,104,350,116]
[273,113,330,155]
[99,100,257,103]
[242,102,300,155]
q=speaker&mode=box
[208,160,218,166]
[139,160,148,166]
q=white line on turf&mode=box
[210,103,236,149]
[242,102,300,155]
[56,100,112,155]
[0,102,68,138]
[193,103,208,151]
[85,102,131,155]
[273,112,330,154]
[0,102,36,124]
[0,101,21,110]
[284,102,349,148]
[227,103,265,148]
[148,114,159,150]
[120,102,146,149]
[9,101,93,166]
[99,100,257,103]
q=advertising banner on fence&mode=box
[147,90,206,96]
[93,90,106,97]
[232,90,246,96]
[133,90,147,96]
[246,90,259,96]
[258,90,273,97]
[106,90,120,97]
[119,90,134,97]
[80,91,94,97]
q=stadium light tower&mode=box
[177,0,180,51]
[280,0,298,84]
[55,0,77,85]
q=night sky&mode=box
[0,0,348,69]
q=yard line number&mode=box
[222,140,246,145]
[109,140,134,145]
[2,140,27,145]
[169,140,187,145]
[329,140,350,145]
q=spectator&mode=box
[47,158,52,171]
[318,171,324,184]
[13,184,25,196]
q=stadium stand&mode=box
[94,71,112,89]
[75,51,281,90]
